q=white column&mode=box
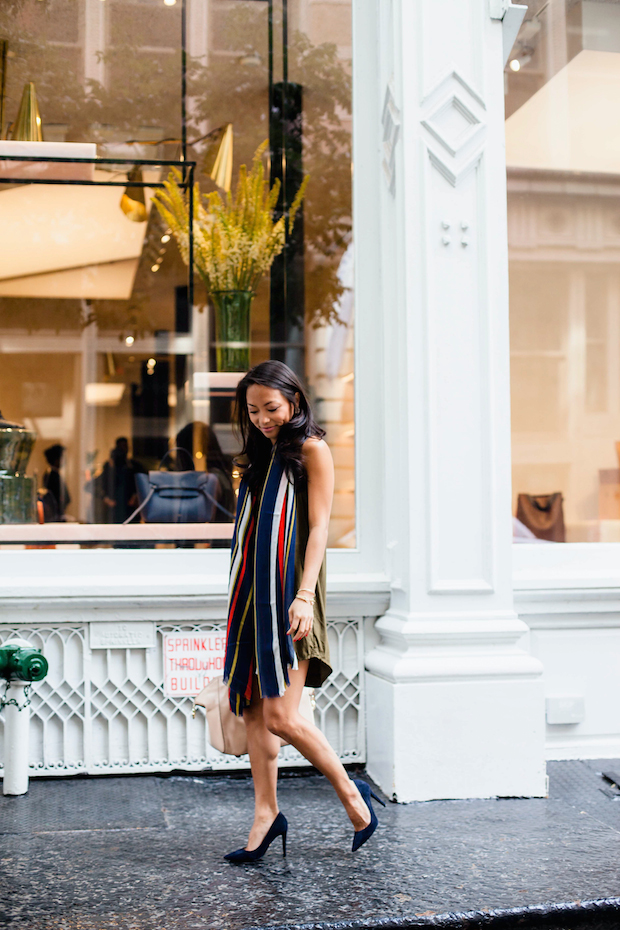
[84,0,106,88]
[365,0,546,802]
[78,315,97,523]
[187,0,210,63]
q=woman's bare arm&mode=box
[300,438,334,592]
[288,438,334,641]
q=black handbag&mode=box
[123,449,232,524]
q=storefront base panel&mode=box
[514,547,620,763]
[366,671,547,803]
[535,625,620,762]
[0,614,366,778]
[522,609,620,762]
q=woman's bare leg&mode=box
[262,661,371,831]
[242,677,282,850]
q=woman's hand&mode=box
[288,597,314,641]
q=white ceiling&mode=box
[0,258,140,299]
[0,169,155,298]
[505,49,620,174]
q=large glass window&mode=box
[0,0,354,549]
[506,1,620,542]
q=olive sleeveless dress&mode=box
[293,484,332,688]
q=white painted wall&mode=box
[515,543,620,760]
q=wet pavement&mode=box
[1,761,620,929]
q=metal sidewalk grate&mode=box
[547,758,620,828]
[0,775,166,834]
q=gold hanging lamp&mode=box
[120,165,148,222]
[11,81,43,141]
[203,123,233,192]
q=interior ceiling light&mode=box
[120,165,148,222]
[161,233,171,243]
[85,383,125,406]
[164,0,177,5]
[240,51,261,67]
[125,335,135,346]
[509,45,533,72]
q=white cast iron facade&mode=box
[4,0,620,798]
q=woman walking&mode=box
[223,360,384,862]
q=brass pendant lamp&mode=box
[119,123,233,222]
[11,82,43,141]
[203,123,233,192]
[120,165,148,222]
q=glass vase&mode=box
[211,290,253,372]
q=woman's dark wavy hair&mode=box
[234,360,325,493]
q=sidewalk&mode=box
[1,761,620,930]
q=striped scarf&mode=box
[224,448,298,715]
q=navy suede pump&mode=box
[224,812,288,863]
[351,778,385,852]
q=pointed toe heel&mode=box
[224,812,288,864]
[351,779,385,853]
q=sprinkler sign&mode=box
[163,632,226,696]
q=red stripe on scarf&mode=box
[244,660,254,702]
[226,511,255,639]
[277,486,287,587]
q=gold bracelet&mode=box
[298,587,315,596]
[295,594,315,605]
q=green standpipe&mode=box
[0,638,49,796]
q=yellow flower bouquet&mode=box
[152,141,308,371]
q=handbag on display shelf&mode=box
[516,492,565,542]
[123,448,231,525]
[192,676,316,756]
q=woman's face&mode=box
[246,384,297,444]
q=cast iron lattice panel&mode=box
[0,618,364,776]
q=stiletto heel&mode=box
[224,812,288,863]
[351,779,385,853]
[370,788,386,807]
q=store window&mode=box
[506,0,620,542]
[0,0,354,549]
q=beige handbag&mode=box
[192,676,315,756]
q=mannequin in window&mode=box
[42,443,71,522]
[101,437,146,524]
